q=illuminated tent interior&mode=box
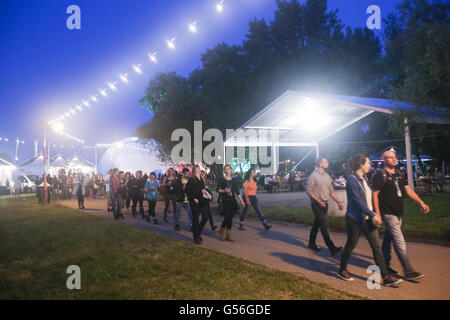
[225,91,450,189]
[97,137,172,175]
[67,154,96,174]
[0,158,16,187]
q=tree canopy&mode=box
[137,0,450,169]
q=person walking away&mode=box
[201,170,217,231]
[105,169,112,212]
[73,173,85,209]
[144,172,160,224]
[129,170,146,218]
[110,168,124,220]
[173,168,193,231]
[186,165,210,245]
[162,168,177,222]
[338,154,402,287]
[240,168,272,231]
[305,157,344,256]
[217,165,245,241]
[372,150,430,280]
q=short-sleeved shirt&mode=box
[372,169,408,216]
[145,180,159,199]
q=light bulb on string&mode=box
[90,95,98,102]
[76,105,83,112]
[216,1,224,12]
[133,64,143,74]
[167,38,176,49]
[189,21,198,33]
[149,52,157,63]
[100,88,108,97]
[119,73,129,83]
[108,82,117,91]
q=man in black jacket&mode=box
[128,170,146,218]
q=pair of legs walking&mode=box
[191,201,208,243]
[111,193,123,220]
[174,202,192,230]
[146,198,158,224]
[164,193,177,222]
[240,195,270,230]
[308,201,339,253]
[132,193,144,217]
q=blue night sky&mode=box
[0,0,401,162]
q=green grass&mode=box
[0,200,361,300]
[252,194,450,243]
[0,193,35,200]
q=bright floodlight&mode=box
[189,23,197,33]
[115,142,124,149]
[52,122,64,133]
[133,64,142,74]
[149,53,157,63]
[216,2,224,12]
[4,138,8,141]
[100,88,108,97]
[108,82,117,91]
[119,73,129,83]
[167,39,175,49]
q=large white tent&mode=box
[225,91,450,189]
[19,154,46,178]
[97,137,171,175]
[67,154,96,174]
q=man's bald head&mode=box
[382,150,396,160]
[382,150,397,168]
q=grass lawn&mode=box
[0,199,361,300]
[0,193,35,200]
[252,194,450,243]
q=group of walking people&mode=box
[306,151,430,287]
[74,147,431,287]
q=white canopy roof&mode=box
[19,154,45,177]
[225,91,450,147]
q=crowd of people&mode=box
[53,148,434,288]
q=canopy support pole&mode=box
[315,143,320,161]
[404,118,414,191]
[271,143,279,174]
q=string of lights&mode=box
[46,0,226,139]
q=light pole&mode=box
[43,122,48,204]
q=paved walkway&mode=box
[59,198,450,300]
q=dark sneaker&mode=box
[212,225,217,231]
[174,224,180,231]
[383,275,403,287]
[308,244,321,251]
[145,216,150,223]
[238,223,245,230]
[405,272,424,281]
[153,219,159,225]
[337,270,354,281]
[264,223,272,231]
[330,246,342,257]
[388,267,399,275]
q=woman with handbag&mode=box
[218,164,245,241]
[201,170,217,231]
[338,154,402,287]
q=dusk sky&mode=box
[0,0,401,162]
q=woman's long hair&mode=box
[347,154,368,172]
[244,169,255,182]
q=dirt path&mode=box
[59,198,450,300]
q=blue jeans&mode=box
[240,195,267,225]
[382,215,415,274]
[111,193,121,218]
[174,202,192,225]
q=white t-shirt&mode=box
[362,178,373,215]
[264,177,272,185]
